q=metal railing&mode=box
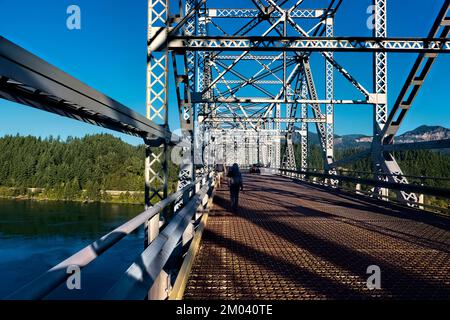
[278,168,450,198]
[307,167,450,185]
[104,179,213,299]
[278,168,450,215]
[6,175,216,300]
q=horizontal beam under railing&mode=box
[5,181,198,300]
[278,169,450,199]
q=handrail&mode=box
[306,167,450,182]
[338,184,450,216]
[104,178,213,299]
[5,181,200,300]
[278,168,450,198]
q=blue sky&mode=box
[0,0,448,145]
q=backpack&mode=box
[230,172,242,186]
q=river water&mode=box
[0,199,144,299]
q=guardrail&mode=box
[278,168,450,199]
[278,168,450,216]
[105,178,214,299]
[6,175,216,300]
[307,167,450,184]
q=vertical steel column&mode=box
[245,137,249,167]
[325,16,338,186]
[251,134,256,166]
[236,132,239,165]
[302,59,328,169]
[257,130,261,166]
[275,103,281,168]
[185,0,202,193]
[146,0,170,300]
[372,0,389,199]
[300,75,308,178]
[173,49,196,212]
[325,16,335,166]
[282,98,297,175]
[373,0,388,134]
[276,7,286,170]
[185,0,197,100]
[145,0,170,213]
[222,131,227,167]
[265,124,271,167]
[196,2,209,185]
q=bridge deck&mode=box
[184,174,450,300]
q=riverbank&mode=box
[0,187,144,205]
[0,195,143,205]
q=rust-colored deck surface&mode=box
[184,174,450,300]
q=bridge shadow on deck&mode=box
[184,174,450,300]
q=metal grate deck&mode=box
[184,174,450,300]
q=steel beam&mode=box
[203,117,325,123]
[168,36,450,52]
[300,75,308,173]
[206,8,326,19]
[325,16,335,165]
[145,1,170,275]
[193,97,370,104]
[382,1,450,144]
[302,58,329,167]
[0,36,170,140]
[372,0,391,201]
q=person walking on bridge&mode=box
[227,163,243,212]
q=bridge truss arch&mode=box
[149,0,450,207]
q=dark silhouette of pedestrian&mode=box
[227,163,243,212]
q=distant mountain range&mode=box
[294,125,450,149]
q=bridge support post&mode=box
[146,210,171,300]
[148,270,171,300]
[325,17,338,187]
[300,76,308,180]
[145,0,171,300]
[372,0,392,201]
[182,222,195,245]
[419,194,424,210]
[145,0,170,212]
[144,140,168,234]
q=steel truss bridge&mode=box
[1,0,450,300]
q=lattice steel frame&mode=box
[146,0,170,221]
[148,0,450,207]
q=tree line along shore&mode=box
[0,133,448,207]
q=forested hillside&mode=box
[301,144,450,208]
[0,134,179,203]
[1,134,449,206]
[303,145,450,187]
